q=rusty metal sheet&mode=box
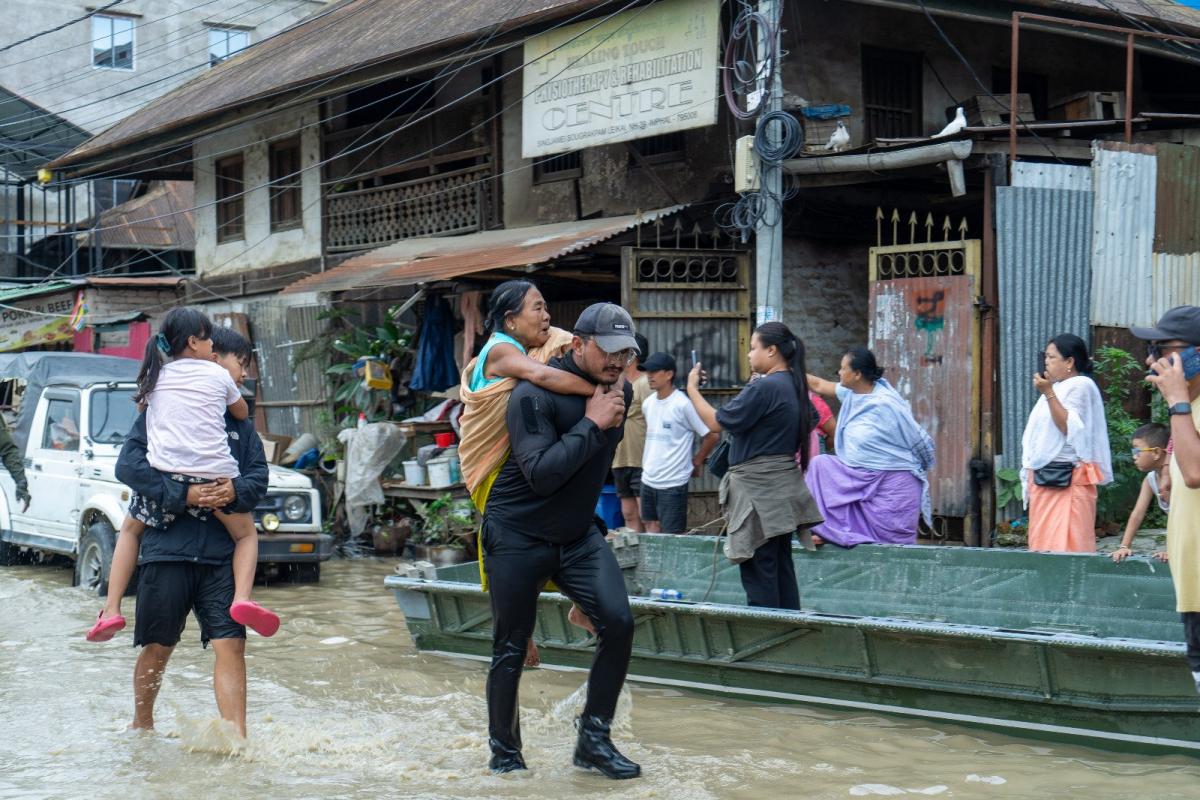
[1090,141,1157,328]
[281,206,684,294]
[1154,143,1200,255]
[52,0,609,171]
[869,275,975,517]
[77,182,194,251]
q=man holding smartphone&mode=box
[1132,305,1200,694]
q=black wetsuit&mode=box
[482,352,635,762]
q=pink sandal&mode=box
[230,601,280,637]
[86,612,126,642]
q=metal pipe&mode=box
[1009,12,1020,171]
[1007,12,1200,161]
[1015,11,1200,43]
[782,140,972,174]
[1126,34,1135,144]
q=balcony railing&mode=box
[324,164,494,253]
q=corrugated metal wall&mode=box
[1086,141,1200,327]
[1155,143,1200,255]
[246,299,329,439]
[1011,162,1092,192]
[1090,142,1158,328]
[996,187,1093,468]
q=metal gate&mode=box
[868,214,981,525]
[621,246,751,493]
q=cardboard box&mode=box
[260,433,293,465]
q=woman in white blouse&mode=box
[1020,334,1113,552]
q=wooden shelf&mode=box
[381,480,468,501]
[390,420,455,436]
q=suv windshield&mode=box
[90,387,138,445]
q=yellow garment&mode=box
[473,459,504,591]
[472,458,558,595]
[612,375,651,469]
[457,327,574,494]
[461,327,572,593]
[1168,404,1200,612]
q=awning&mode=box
[0,85,89,181]
[281,206,685,295]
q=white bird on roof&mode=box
[825,120,850,152]
[933,107,967,138]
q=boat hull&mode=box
[386,534,1200,753]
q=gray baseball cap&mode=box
[573,303,640,354]
[1130,306,1200,345]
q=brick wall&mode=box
[780,237,870,380]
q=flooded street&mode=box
[1,558,1198,799]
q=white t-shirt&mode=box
[641,389,711,489]
[146,359,242,479]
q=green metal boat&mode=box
[385,533,1200,753]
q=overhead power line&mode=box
[0,0,126,55]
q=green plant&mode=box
[1093,346,1150,527]
[409,494,475,547]
[995,467,1023,509]
[297,306,411,425]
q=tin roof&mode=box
[281,206,685,294]
[0,85,90,180]
[78,182,195,251]
[47,0,1200,177]
[49,0,601,173]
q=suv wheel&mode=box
[75,521,116,596]
[0,538,25,566]
[290,563,320,583]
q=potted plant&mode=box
[409,494,477,566]
[370,514,413,555]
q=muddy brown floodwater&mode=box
[2,558,1199,799]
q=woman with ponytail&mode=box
[806,346,935,547]
[686,322,824,610]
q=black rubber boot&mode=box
[488,749,527,774]
[572,714,641,780]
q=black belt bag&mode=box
[1033,462,1075,488]
[707,439,731,479]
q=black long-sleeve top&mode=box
[483,352,631,544]
[115,411,268,565]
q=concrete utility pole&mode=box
[755,0,783,326]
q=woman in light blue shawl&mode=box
[805,347,934,547]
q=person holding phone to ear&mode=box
[1020,334,1112,553]
[1132,306,1200,696]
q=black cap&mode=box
[573,303,640,353]
[1130,306,1200,345]
[638,352,677,373]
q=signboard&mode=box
[0,290,83,352]
[522,0,720,159]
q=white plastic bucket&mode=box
[444,446,461,483]
[427,457,453,488]
[402,459,426,486]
